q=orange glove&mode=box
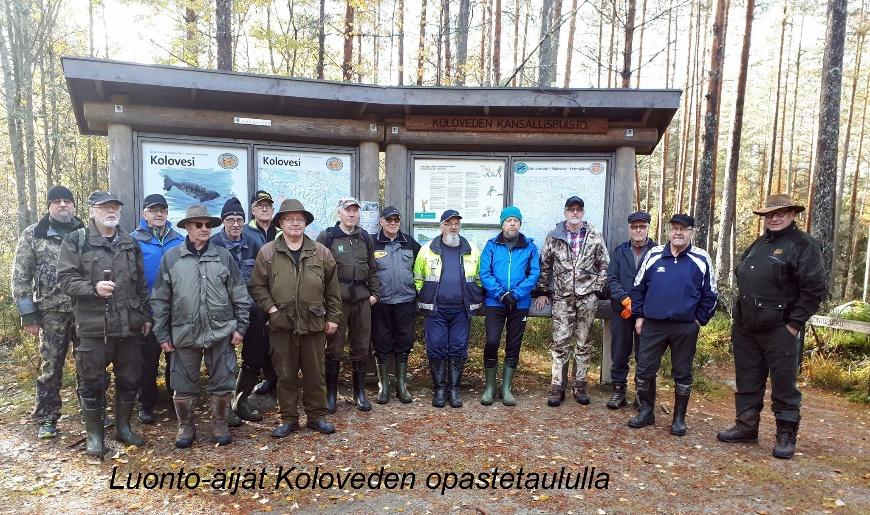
[620,297,632,319]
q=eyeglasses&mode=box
[188,221,210,229]
[50,199,73,206]
[442,221,461,228]
[384,217,400,223]
[224,218,244,226]
[669,225,692,233]
[565,207,583,214]
[282,217,307,225]
[145,207,168,214]
[630,224,649,230]
[94,203,121,211]
[763,210,792,220]
[254,203,274,210]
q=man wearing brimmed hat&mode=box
[151,204,251,448]
[12,185,85,438]
[413,209,485,408]
[317,196,380,413]
[604,210,656,410]
[249,199,342,437]
[130,193,184,425]
[371,206,421,405]
[533,196,610,407]
[718,194,827,459]
[57,191,151,456]
[627,213,718,436]
[210,197,268,424]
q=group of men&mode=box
[13,183,826,460]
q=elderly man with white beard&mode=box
[413,210,485,409]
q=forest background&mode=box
[0,0,867,401]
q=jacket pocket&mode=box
[305,304,326,333]
[749,296,787,328]
[128,298,148,332]
[268,308,293,332]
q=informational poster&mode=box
[413,226,498,252]
[141,141,248,235]
[358,201,380,235]
[511,160,608,248]
[256,148,353,238]
[413,158,506,225]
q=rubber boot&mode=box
[173,395,196,449]
[772,419,800,459]
[429,358,448,408]
[606,383,628,410]
[395,355,413,403]
[210,393,232,446]
[573,380,591,405]
[627,378,656,428]
[448,358,465,408]
[81,396,105,457]
[351,360,372,411]
[114,390,145,446]
[479,360,498,406]
[547,362,569,407]
[325,359,340,414]
[500,364,517,406]
[232,368,263,422]
[670,383,691,436]
[376,360,391,404]
[717,409,761,443]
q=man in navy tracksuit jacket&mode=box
[628,214,717,436]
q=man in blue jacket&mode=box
[628,214,717,436]
[479,206,540,406]
[605,211,655,410]
[131,193,183,424]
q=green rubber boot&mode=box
[500,364,517,406]
[479,366,498,406]
[376,361,390,404]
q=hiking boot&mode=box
[306,419,336,434]
[114,390,145,446]
[547,362,569,407]
[573,380,591,405]
[173,395,196,449]
[37,420,58,439]
[670,383,691,436]
[395,355,413,403]
[606,383,627,410]
[500,363,517,406]
[325,359,340,414]
[480,362,498,406]
[270,422,300,438]
[138,405,155,425]
[772,419,799,459]
[717,409,761,443]
[627,378,656,428]
[376,359,391,405]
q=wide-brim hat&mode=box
[177,204,222,228]
[272,198,314,227]
[753,193,806,215]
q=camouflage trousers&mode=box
[31,311,77,424]
[550,294,598,387]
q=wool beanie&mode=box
[221,197,246,219]
[500,206,522,225]
[47,186,74,204]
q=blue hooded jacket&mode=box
[130,219,184,292]
[480,232,541,309]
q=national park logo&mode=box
[590,162,604,175]
[218,153,239,169]
[514,162,529,174]
[326,157,344,171]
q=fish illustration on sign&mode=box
[163,175,220,202]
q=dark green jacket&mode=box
[249,235,342,335]
[316,224,380,302]
[56,220,150,338]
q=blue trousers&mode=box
[424,306,470,360]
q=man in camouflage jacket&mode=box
[11,186,84,439]
[533,196,610,407]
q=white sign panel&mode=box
[413,158,506,225]
[511,160,608,247]
[256,148,353,238]
[141,141,249,235]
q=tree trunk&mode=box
[597,0,604,88]
[444,0,452,81]
[810,0,848,282]
[398,0,405,84]
[216,0,232,70]
[455,0,470,84]
[607,0,616,87]
[512,0,520,86]
[716,0,754,286]
[562,0,577,87]
[436,1,444,84]
[842,68,870,298]
[676,0,694,212]
[537,0,559,86]
[775,19,793,191]
[417,0,428,85]
[635,0,648,88]
[689,1,710,214]
[786,16,805,195]
[0,9,29,232]
[621,0,636,87]
[317,0,325,78]
[342,2,354,81]
[184,5,199,67]
[493,0,502,84]
[765,5,787,197]
[479,0,488,84]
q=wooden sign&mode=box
[405,115,609,134]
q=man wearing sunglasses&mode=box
[718,194,827,459]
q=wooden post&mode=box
[609,146,637,249]
[385,139,410,232]
[601,321,613,384]
[359,141,380,202]
[107,123,136,232]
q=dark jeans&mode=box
[483,306,529,368]
[241,307,271,373]
[372,301,416,361]
[139,332,171,410]
[636,319,700,385]
[609,315,640,384]
[424,306,470,360]
[732,322,802,422]
[75,336,143,399]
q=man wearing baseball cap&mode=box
[130,193,184,424]
[718,194,827,459]
[413,209,484,408]
[12,185,85,438]
[533,196,610,407]
[628,213,718,436]
[604,210,656,410]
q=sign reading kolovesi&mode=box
[405,115,609,133]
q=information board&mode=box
[256,148,353,238]
[413,158,506,225]
[141,141,249,235]
[413,226,497,252]
[511,159,608,247]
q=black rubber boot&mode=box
[114,390,145,446]
[547,362,569,407]
[351,360,372,411]
[81,396,105,457]
[233,368,263,422]
[429,358,448,408]
[772,419,800,459]
[670,383,691,436]
[480,359,498,406]
[325,359,340,414]
[717,409,761,443]
[448,358,465,408]
[395,355,413,403]
[606,383,628,410]
[376,359,391,405]
[627,377,656,428]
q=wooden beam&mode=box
[358,141,380,201]
[107,123,137,231]
[385,143,409,231]
[94,80,104,100]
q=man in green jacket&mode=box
[151,205,251,448]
